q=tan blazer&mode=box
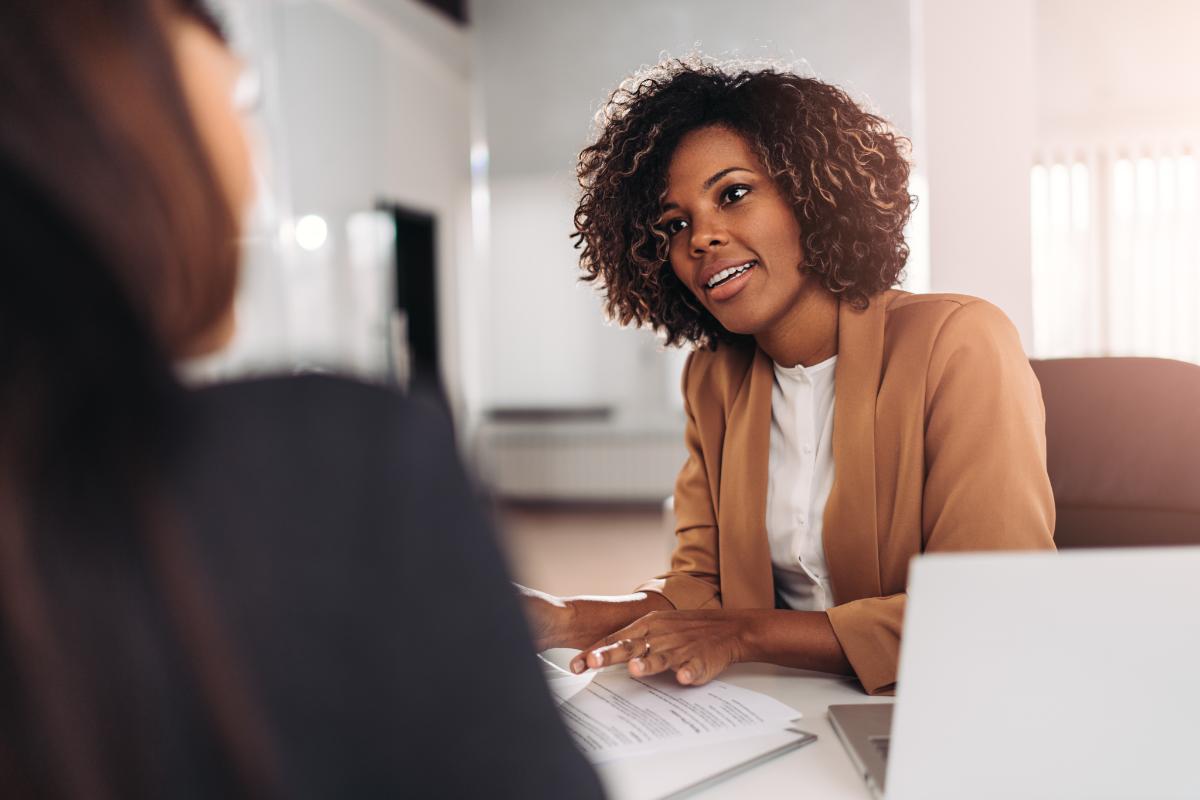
[639,290,1056,694]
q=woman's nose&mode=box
[689,215,728,255]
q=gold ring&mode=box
[641,639,651,658]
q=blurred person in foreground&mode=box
[522,59,1056,696]
[0,1,603,797]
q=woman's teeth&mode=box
[706,261,756,289]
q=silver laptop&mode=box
[829,547,1200,800]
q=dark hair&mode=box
[0,1,273,796]
[573,58,915,348]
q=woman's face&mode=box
[660,124,809,337]
[170,15,254,354]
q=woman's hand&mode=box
[516,585,578,651]
[516,587,677,653]
[568,609,761,686]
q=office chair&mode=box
[1030,357,1200,548]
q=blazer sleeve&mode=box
[826,300,1056,695]
[637,351,723,609]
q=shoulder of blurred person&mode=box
[163,372,605,799]
[0,0,603,793]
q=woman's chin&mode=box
[710,312,762,339]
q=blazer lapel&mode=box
[824,296,887,603]
[718,347,776,609]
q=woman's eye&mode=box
[722,185,750,204]
[661,218,689,236]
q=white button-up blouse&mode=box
[766,354,837,611]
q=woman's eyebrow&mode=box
[661,166,754,212]
[702,166,752,191]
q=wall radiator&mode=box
[473,418,687,503]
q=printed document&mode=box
[557,669,802,763]
[539,653,597,705]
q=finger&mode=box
[588,636,650,669]
[676,656,720,686]
[570,611,663,672]
[626,634,696,677]
[629,650,685,678]
[569,646,598,674]
[569,624,645,674]
[568,629,620,673]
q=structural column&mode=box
[910,0,1037,349]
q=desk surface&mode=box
[593,663,890,799]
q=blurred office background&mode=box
[195,0,1200,591]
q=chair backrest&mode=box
[1030,357,1200,548]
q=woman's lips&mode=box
[705,261,757,302]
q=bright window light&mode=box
[295,214,328,251]
[1032,143,1200,364]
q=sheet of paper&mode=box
[559,670,802,763]
[539,653,597,705]
[595,728,817,800]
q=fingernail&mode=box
[630,658,643,673]
[679,669,693,683]
[571,660,583,674]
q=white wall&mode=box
[475,0,913,180]
[1036,0,1200,136]
[911,0,1036,349]
[473,0,914,413]
[196,0,478,419]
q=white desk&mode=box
[594,663,891,799]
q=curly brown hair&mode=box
[573,58,915,348]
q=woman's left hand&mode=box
[568,609,760,686]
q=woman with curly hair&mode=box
[522,59,1055,696]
